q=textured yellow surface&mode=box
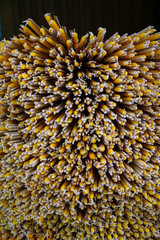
[0,14,160,239]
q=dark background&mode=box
[0,0,160,40]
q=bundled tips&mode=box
[0,14,160,240]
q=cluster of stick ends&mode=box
[0,13,160,240]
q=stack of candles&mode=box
[0,13,160,239]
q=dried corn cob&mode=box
[0,14,160,240]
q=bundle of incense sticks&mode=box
[0,13,160,240]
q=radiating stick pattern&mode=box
[0,13,160,240]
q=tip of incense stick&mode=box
[22,19,28,25]
[98,27,107,32]
[11,35,17,40]
[1,38,6,42]
[44,12,52,17]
